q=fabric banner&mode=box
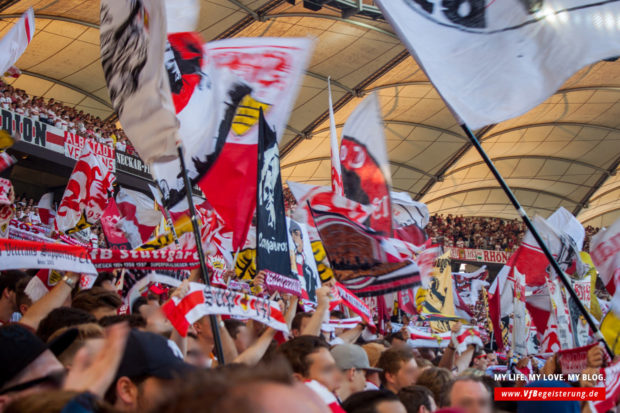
[340,93,392,235]
[288,180,372,240]
[557,343,602,375]
[322,316,362,332]
[310,207,421,297]
[568,276,592,347]
[64,134,115,173]
[162,282,288,336]
[287,218,320,302]
[121,270,186,308]
[0,238,96,274]
[512,268,528,357]
[391,191,428,246]
[99,0,178,165]
[0,152,16,174]
[100,198,131,249]
[590,217,620,296]
[419,251,456,332]
[56,144,114,234]
[0,205,13,238]
[335,282,375,327]
[37,192,55,227]
[116,187,162,247]
[328,77,343,196]
[256,111,300,296]
[593,360,620,413]
[376,0,620,130]
[0,8,34,77]
[89,248,200,271]
[0,178,13,205]
[446,247,512,265]
[408,326,451,348]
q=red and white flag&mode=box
[377,0,620,130]
[328,77,343,196]
[162,282,288,337]
[0,8,34,77]
[116,187,162,247]
[593,360,620,413]
[100,198,130,249]
[340,93,392,235]
[0,152,16,174]
[37,192,55,226]
[154,37,313,250]
[56,144,114,234]
[590,217,620,297]
[287,180,372,240]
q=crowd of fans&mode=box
[0,80,136,155]
[0,268,614,413]
[427,214,600,253]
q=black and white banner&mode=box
[256,111,301,297]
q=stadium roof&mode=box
[1,0,619,227]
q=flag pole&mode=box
[177,144,226,364]
[459,123,614,357]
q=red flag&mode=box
[116,188,162,246]
[37,192,55,226]
[100,198,130,249]
[56,144,114,234]
[340,93,392,235]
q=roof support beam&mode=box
[0,13,99,28]
[281,155,437,179]
[573,153,620,215]
[262,12,398,38]
[281,49,410,158]
[305,71,354,94]
[444,154,611,177]
[423,186,580,206]
[308,120,465,141]
[431,202,557,214]
[20,70,113,109]
[482,121,620,142]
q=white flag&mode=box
[0,8,34,76]
[327,78,343,196]
[376,0,620,129]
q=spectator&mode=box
[342,389,406,413]
[331,344,382,402]
[224,318,252,354]
[71,288,123,320]
[398,385,436,413]
[36,307,97,343]
[377,347,418,394]
[446,376,492,413]
[48,323,105,368]
[415,367,453,408]
[0,271,29,325]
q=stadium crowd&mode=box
[1,267,614,413]
[0,80,136,155]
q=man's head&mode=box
[471,350,488,371]
[331,344,382,401]
[291,312,313,337]
[398,385,436,413]
[72,287,123,320]
[104,329,194,412]
[48,323,105,368]
[93,272,116,292]
[447,376,491,413]
[0,271,28,322]
[386,331,408,349]
[0,325,74,412]
[377,347,418,393]
[14,277,32,316]
[342,389,407,413]
[224,319,252,354]
[414,367,452,408]
[185,332,210,368]
[36,307,97,342]
[279,335,340,392]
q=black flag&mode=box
[256,110,301,296]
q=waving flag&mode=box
[376,0,620,129]
[37,192,55,226]
[100,198,131,249]
[0,8,34,77]
[116,187,162,247]
[154,37,313,250]
[590,217,620,297]
[340,93,392,235]
[100,0,178,164]
[256,112,301,297]
[56,145,114,234]
[391,191,429,246]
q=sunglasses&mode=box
[0,370,66,395]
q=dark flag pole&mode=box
[459,123,614,357]
[177,144,226,364]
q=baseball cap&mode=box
[115,329,194,380]
[0,324,76,390]
[331,344,382,372]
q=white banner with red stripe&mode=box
[0,8,34,76]
[89,248,200,271]
[162,282,288,336]
[334,282,375,327]
[0,238,96,274]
